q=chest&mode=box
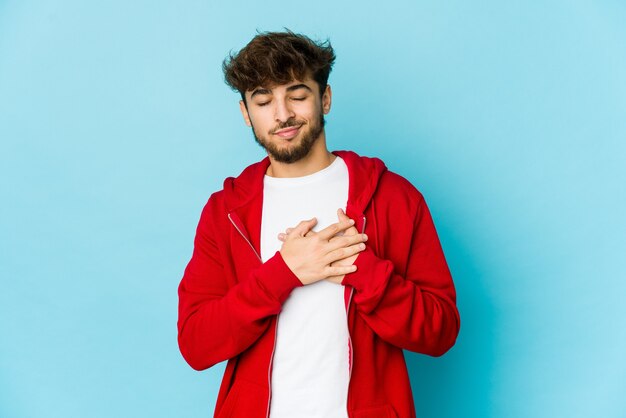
[259,177,349,263]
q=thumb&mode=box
[291,217,317,237]
[337,208,349,221]
[337,208,357,236]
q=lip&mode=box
[273,125,302,139]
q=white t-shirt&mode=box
[260,156,350,418]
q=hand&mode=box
[278,214,368,286]
[326,208,361,284]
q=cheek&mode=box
[248,112,271,129]
[298,106,319,122]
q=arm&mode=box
[341,195,460,356]
[177,200,364,370]
[177,200,302,371]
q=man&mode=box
[177,30,460,418]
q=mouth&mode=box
[273,125,302,139]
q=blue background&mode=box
[1,1,625,417]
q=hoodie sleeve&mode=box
[341,194,460,357]
[177,198,302,371]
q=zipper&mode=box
[227,212,278,418]
[227,213,262,262]
[346,214,366,418]
[266,317,279,418]
[346,287,355,417]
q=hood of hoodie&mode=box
[222,150,387,216]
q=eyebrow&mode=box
[250,83,313,99]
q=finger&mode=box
[337,208,349,221]
[289,217,318,238]
[327,233,368,252]
[324,264,357,277]
[325,275,344,285]
[278,227,294,241]
[316,219,355,241]
[336,208,358,235]
[324,242,365,264]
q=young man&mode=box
[177,30,460,418]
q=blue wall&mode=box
[1,1,625,417]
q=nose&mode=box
[274,98,295,123]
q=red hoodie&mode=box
[178,150,460,418]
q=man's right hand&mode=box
[279,217,368,286]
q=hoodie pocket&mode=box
[216,378,267,418]
[353,404,398,418]
[216,382,240,418]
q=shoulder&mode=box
[202,189,226,212]
[199,155,263,216]
[195,189,227,232]
[372,169,438,236]
[376,169,425,210]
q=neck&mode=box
[266,134,336,178]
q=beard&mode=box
[250,111,325,164]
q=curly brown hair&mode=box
[222,29,336,103]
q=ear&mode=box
[322,84,332,114]
[239,100,252,127]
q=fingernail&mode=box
[362,234,368,240]
[349,219,355,224]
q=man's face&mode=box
[239,76,332,164]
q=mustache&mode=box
[271,118,305,133]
